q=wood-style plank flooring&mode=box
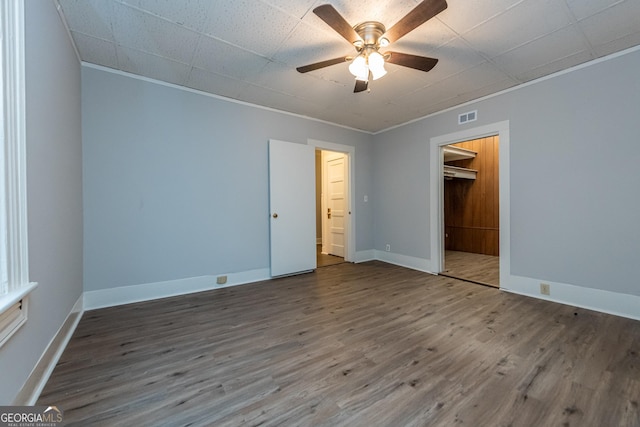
[445,250,500,287]
[39,262,640,426]
[317,244,345,268]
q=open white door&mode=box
[269,140,316,277]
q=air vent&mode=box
[458,110,477,125]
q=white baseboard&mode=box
[84,268,271,310]
[374,250,434,274]
[354,249,376,263]
[351,250,640,321]
[503,275,640,321]
[14,294,84,405]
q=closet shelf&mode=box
[443,146,477,180]
[443,146,476,162]
[444,165,477,180]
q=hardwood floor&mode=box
[38,262,640,426]
[317,244,345,267]
[444,250,500,287]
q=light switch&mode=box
[364,195,368,202]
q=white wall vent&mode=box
[458,110,477,125]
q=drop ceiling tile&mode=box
[492,25,591,78]
[515,50,594,82]
[315,107,375,131]
[202,1,299,57]
[308,61,356,87]
[362,68,427,100]
[418,63,516,109]
[236,85,323,118]
[439,61,514,94]
[58,0,115,40]
[71,31,118,68]
[186,67,248,100]
[345,114,391,132]
[192,36,271,81]
[419,97,465,117]
[116,46,192,86]
[344,88,390,110]
[320,86,388,112]
[592,31,640,57]
[577,1,640,49]
[252,61,320,95]
[565,0,623,21]
[272,21,352,68]
[327,0,425,31]
[112,7,200,65]
[463,0,574,58]
[391,17,460,56]
[294,72,359,104]
[56,0,640,133]
[298,89,350,113]
[449,77,518,106]
[397,81,459,112]
[406,37,486,86]
[438,0,526,35]
[118,0,214,32]
[263,0,317,19]
[369,103,423,129]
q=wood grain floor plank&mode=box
[38,261,640,426]
[445,249,500,286]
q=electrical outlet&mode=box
[540,283,550,296]
[216,276,227,285]
[385,244,391,252]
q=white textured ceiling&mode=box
[56,0,640,132]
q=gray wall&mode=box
[82,67,373,291]
[373,48,640,297]
[0,1,83,404]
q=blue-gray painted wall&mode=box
[0,1,83,404]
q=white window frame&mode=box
[0,0,36,348]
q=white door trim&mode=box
[308,139,355,263]
[429,121,510,286]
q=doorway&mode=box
[316,149,348,267]
[442,136,500,287]
[269,139,355,277]
[429,121,510,289]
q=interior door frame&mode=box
[309,139,355,263]
[429,121,510,287]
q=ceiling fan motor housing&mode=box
[296,1,447,92]
[353,21,387,50]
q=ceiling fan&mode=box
[297,0,448,93]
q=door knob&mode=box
[272,213,278,218]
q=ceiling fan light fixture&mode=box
[298,2,448,92]
[348,54,369,80]
[368,51,387,80]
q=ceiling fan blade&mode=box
[313,4,363,45]
[383,0,448,43]
[296,56,349,73]
[354,79,368,93]
[385,52,439,72]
